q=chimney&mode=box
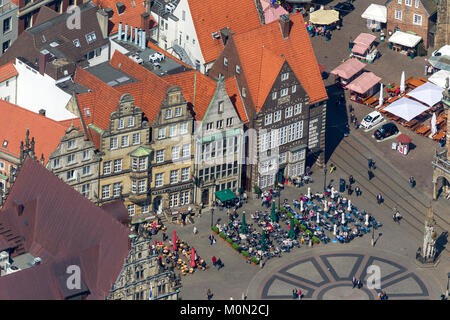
[279,14,291,39]
[140,12,150,30]
[116,2,126,15]
[13,200,24,216]
[141,31,146,49]
[124,24,128,41]
[104,7,114,19]
[38,109,46,116]
[118,22,122,41]
[134,27,138,45]
[96,9,109,39]
[39,52,50,75]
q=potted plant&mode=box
[300,224,307,231]
[305,229,313,236]
[250,257,259,265]
[232,243,240,252]
[211,226,219,234]
[226,238,233,246]
[219,232,226,239]
[312,236,320,244]
[241,250,249,259]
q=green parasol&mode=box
[271,200,277,223]
[288,218,295,239]
[241,211,247,234]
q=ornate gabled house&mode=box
[208,13,328,191]
[47,121,101,202]
[150,86,195,221]
[107,233,180,300]
[97,93,152,224]
[432,77,450,199]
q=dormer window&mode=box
[224,57,228,66]
[85,32,97,44]
[218,101,224,113]
[2,140,7,148]
[281,72,289,81]
[73,39,81,48]
[235,65,240,74]
[242,87,246,97]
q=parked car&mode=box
[333,1,355,17]
[360,111,383,129]
[374,123,399,140]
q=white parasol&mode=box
[430,112,437,136]
[378,83,384,108]
[400,71,405,93]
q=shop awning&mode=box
[406,81,444,106]
[309,9,340,25]
[354,33,377,47]
[428,70,450,88]
[330,58,366,79]
[215,189,237,202]
[346,72,381,94]
[382,97,430,122]
[428,55,450,72]
[352,43,370,56]
[388,31,422,48]
[361,4,387,23]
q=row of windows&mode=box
[215,181,238,193]
[117,116,136,129]
[260,120,304,152]
[169,191,190,208]
[198,161,239,182]
[272,85,297,100]
[53,150,91,169]
[206,117,233,130]
[265,103,302,126]
[155,144,191,163]
[164,107,183,119]
[65,164,92,181]
[131,179,147,194]
[155,167,190,187]
[110,133,141,150]
[201,137,239,161]
[394,10,422,25]
[397,0,419,8]
[157,122,189,139]
[127,202,150,216]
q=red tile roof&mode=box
[188,0,262,64]
[93,0,157,36]
[110,51,172,123]
[0,100,67,162]
[58,117,83,130]
[163,70,217,121]
[0,61,18,83]
[232,13,327,110]
[0,157,131,299]
[225,77,248,123]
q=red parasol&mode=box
[190,247,196,268]
[173,230,177,251]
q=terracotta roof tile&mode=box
[163,70,217,121]
[57,117,83,130]
[0,100,67,162]
[0,61,18,83]
[225,77,248,123]
[93,0,157,36]
[188,0,262,63]
[232,13,327,110]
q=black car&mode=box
[374,123,399,140]
[333,1,355,17]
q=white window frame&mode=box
[82,165,90,176]
[139,157,147,170]
[103,161,111,174]
[414,0,419,8]
[158,128,166,139]
[280,88,288,97]
[128,117,135,127]
[265,113,273,126]
[182,144,191,158]
[395,10,402,20]
[82,150,90,161]
[138,180,146,193]
[170,170,179,184]
[165,109,172,119]
[285,106,293,118]
[272,91,277,100]
[121,135,129,147]
[224,57,228,66]
[181,167,189,181]
[171,146,180,161]
[413,14,422,25]
[110,137,118,150]
[142,202,150,213]
[294,103,302,115]
[274,110,282,122]
[113,182,122,198]
[180,122,188,134]
[67,154,76,165]
[67,139,76,150]
[216,120,223,129]
[405,0,412,6]
[169,125,177,137]
[132,132,141,145]
[155,173,163,187]
[127,204,135,216]
[235,65,240,74]
[397,0,401,4]
[81,184,90,198]
[53,158,60,169]
[114,159,122,172]
[175,106,182,117]
[102,185,111,199]
[118,118,124,129]
[292,85,297,93]
[281,72,289,81]
[156,150,165,163]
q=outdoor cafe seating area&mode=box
[364,76,447,142]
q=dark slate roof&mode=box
[0,157,131,300]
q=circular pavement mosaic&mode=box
[259,252,431,300]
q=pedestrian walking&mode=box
[377,193,383,205]
[355,186,361,196]
[207,288,213,300]
[368,158,373,170]
[368,170,374,180]
[292,289,298,299]
[209,234,215,245]
[193,226,198,234]
[357,278,362,289]
[349,175,354,185]
[330,163,336,174]
[409,176,416,188]
[347,184,352,195]
[352,276,357,288]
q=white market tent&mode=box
[361,4,387,23]
[383,97,430,122]
[388,31,422,48]
[406,82,444,106]
[428,70,450,88]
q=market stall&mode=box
[361,4,387,32]
[351,33,378,63]
[346,71,382,103]
[382,97,430,122]
[406,82,444,107]
[388,31,422,58]
[330,58,366,87]
[309,9,340,29]
[396,134,412,155]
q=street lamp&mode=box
[210,207,214,227]
[446,272,450,299]
[278,172,282,211]
[371,226,375,247]
[323,164,327,192]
